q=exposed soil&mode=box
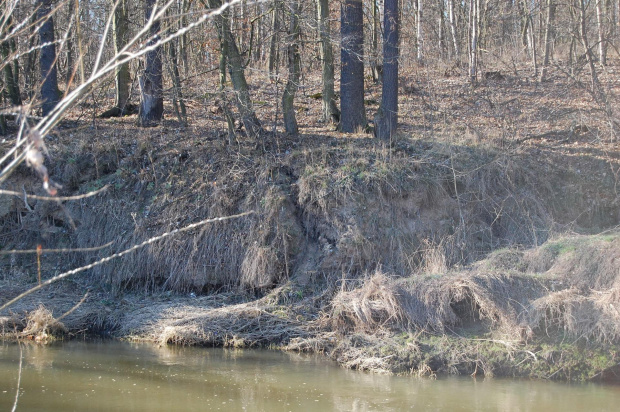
[1,64,620,382]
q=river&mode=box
[1,341,619,411]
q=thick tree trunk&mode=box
[38,0,60,116]
[138,0,164,126]
[375,0,399,141]
[209,0,263,139]
[316,0,339,123]
[113,0,131,113]
[282,1,301,135]
[339,0,366,133]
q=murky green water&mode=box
[1,341,619,411]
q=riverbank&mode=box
[1,67,620,381]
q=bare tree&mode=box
[38,0,60,116]
[340,0,366,133]
[138,0,164,126]
[316,0,339,123]
[282,0,301,135]
[375,0,399,141]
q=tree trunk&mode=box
[448,0,460,59]
[371,0,381,82]
[38,0,60,116]
[540,0,556,81]
[113,0,131,113]
[1,14,21,106]
[138,0,164,126]
[416,0,423,62]
[168,38,187,126]
[209,0,263,139]
[268,0,280,78]
[468,0,478,84]
[282,1,301,135]
[375,0,399,141]
[316,0,339,123]
[596,0,607,66]
[578,0,602,98]
[339,0,366,133]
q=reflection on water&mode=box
[1,340,619,411]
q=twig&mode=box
[0,184,109,201]
[11,342,23,412]
[0,211,255,313]
[0,241,114,255]
[56,290,90,322]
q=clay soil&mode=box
[1,63,620,382]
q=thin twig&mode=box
[0,241,114,255]
[11,342,23,412]
[0,211,255,313]
[0,184,109,201]
[56,290,90,322]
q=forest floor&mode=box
[1,62,620,382]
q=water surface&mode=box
[1,341,619,411]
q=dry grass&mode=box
[20,305,66,343]
[329,272,407,333]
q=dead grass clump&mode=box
[329,272,408,333]
[240,245,282,289]
[544,236,620,290]
[529,287,620,344]
[21,305,66,343]
[400,272,544,338]
[117,297,307,347]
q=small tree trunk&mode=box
[1,15,21,106]
[468,0,478,85]
[371,0,381,82]
[596,0,607,66]
[416,0,423,62]
[38,0,60,116]
[339,0,366,133]
[168,38,187,126]
[578,0,602,98]
[540,0,556,81]
[209,0,263,139]
[448,0,460,59]
[375,0,399,141]
[268,0,280,78]
[282,1,301,135]
[138,0,164,126]
[316,0,339,123]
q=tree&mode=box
[38,0,60,116]
[1,13,21,106]
[339,0,365,133]
[207,0,263,139]
[375,0,399,141]
[113,0,131,114]
[282,1,301,135]
[138,0,164,126]
[316,0,339,123]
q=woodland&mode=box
[1,0,620,381]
